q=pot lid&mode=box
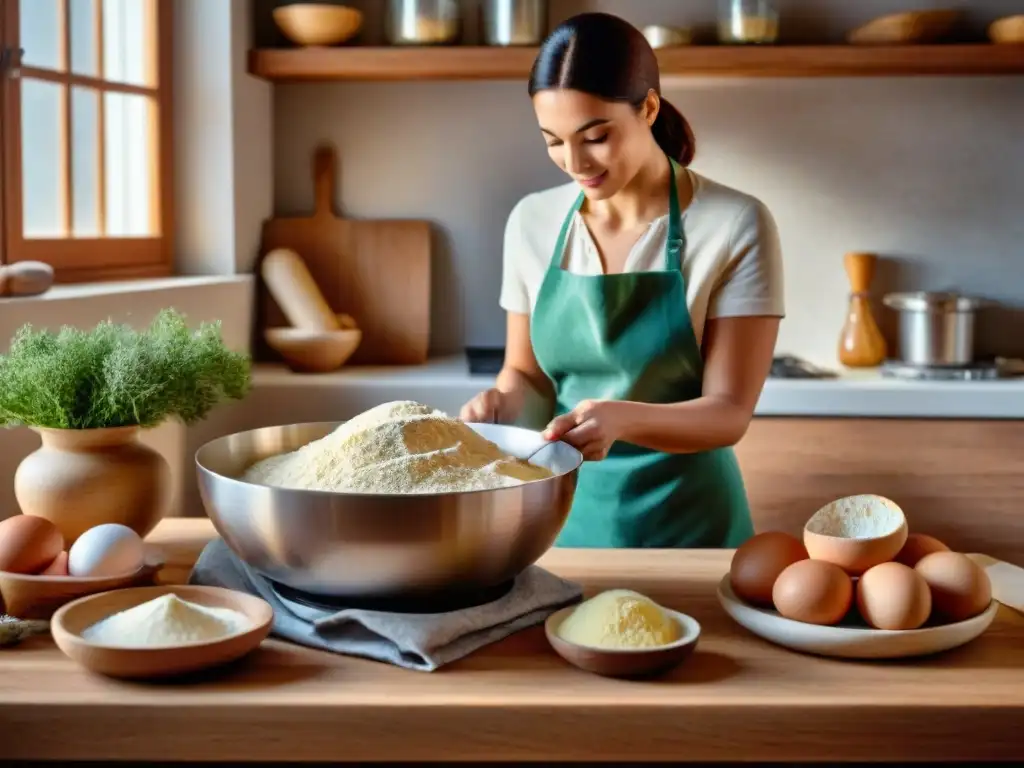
[882,291,990,312]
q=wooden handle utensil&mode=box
[260,247,340,331]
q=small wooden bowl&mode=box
[0,549,164,620]
[803,494,908,576]
[848,10,961,45]
[265,327,362,373]
[989,15,1024,44]
[273,4,363,47]
[545,605,701,678]
[51,585,273,680]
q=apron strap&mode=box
[665,158,684,274]
[549,191,587,269]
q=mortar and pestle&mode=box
[260,247,362,373]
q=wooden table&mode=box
[2,519,1022,762]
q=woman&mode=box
[461,12,784,549]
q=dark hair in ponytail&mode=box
[528,12,696,166]
[650,98,696,167]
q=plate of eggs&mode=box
[0,514,163,620]
[718,494,996,659]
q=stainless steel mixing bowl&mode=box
[195,421,582,599]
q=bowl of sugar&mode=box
[50,585,273,679]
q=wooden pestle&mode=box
[0,261,55,298]
[260,247,340,331]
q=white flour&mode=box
[81,594,249,647]
[805,494,905,539]
[242,400,554,494]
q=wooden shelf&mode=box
[249,44,1024,82]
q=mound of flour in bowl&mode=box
[241,401,555,494]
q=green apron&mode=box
[530,158,755,549]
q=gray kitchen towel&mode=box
[189,537,583,672]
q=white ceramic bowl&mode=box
[717,574,997,660]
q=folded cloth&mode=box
[189,537,583,672]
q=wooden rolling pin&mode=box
[0,261,54,298]
[260,247,340,331]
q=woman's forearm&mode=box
[494,365,554,426]
[617,396,753,454]
[496,365,551,403]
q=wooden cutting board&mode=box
[256,145,431,365]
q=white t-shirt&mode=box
[499,169,785,347]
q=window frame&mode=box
[0,0,173,283]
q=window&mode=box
[0,0,172,282]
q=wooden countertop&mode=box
[3,519,1023,762]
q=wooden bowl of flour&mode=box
[50,585,273,679]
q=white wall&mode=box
[267,0,1024,366]
[175,0,274,276]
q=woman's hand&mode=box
[542,399,630,461]
[460,388,519,424]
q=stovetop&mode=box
[466,346,505,375]
[880,360,1002,381]
[769,355,838,379]
[878,356,1024,381]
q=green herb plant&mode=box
[0,308,251,430]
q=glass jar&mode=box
[717,0,779,44]
[386,0,463,46]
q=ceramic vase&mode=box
[13,426,172,545]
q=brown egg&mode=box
[0,515,64,574]
[856,561,932,630]
[915,551,992,622]
[729,531,808,607]
[772,559,853,626]
[41,551,69,576]
[895,533,950,567]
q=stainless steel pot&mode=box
[386,0,462,45]
[883,291,989,367]
[481,0,547,46]
[195,421,581,599]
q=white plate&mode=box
[716,574,998,659]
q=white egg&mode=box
[68,523,145,578]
